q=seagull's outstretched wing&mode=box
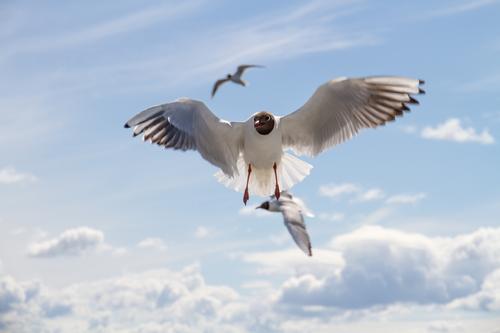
[211,78,230,97]
[280,76,425,156]
[124,98,244,177]
[235,64,264,77]
[280,199,312,256]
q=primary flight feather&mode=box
[124,76,425,205]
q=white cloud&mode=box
[275,226,500,311]
[27,227,104,257]
[241,248,344,276]
[0,167,37,184]
[386,192,427,205]
[421,118,494,144]
[4,225,500,332]
[137,238,167,252]
[319,183,360,199]
[427,320,464,333]
[194,226,210,239]
[0,266,247,332]
[353,188,385,202]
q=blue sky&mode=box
[1,0,500,332]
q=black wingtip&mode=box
[124,123,130,128]
[419,79,425,85]
[409,97,419,105]
[419,88,426,94]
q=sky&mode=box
[1,0,500,332]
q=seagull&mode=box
[257,191,313,256]
[124,76,424,205]
[211,64,264,97]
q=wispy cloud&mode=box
[359,207,393,225]
[6,1,376,98]
[320,184,385,203]
[353,188,385,202]
[421,118,494,144]
[319,183,360,199]
[386,193,427,205]
[0,167,37,184]
[3,1,204,58]
[426,0,499,18]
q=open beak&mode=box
[254,119,262,127]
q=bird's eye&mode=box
[265,116,270,121]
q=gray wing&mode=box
[235,64,264,77]
[280,76,424,156]
[211,78,229,97]
[281,200,312,256]
[124,98,244,177]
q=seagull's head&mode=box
[257,201,270,211]
[253,111,275,135]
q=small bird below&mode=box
[257,191,313,256]
[211,64,264,97]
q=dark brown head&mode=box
[257,201,270,210]
[253,111,275,135]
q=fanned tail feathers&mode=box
[214,153,312,197]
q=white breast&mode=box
[242,117,283,169]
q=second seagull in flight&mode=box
[211,64,264,97]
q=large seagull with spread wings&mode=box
[124,76,424,205]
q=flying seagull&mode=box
[257,191,313,256]
[211,64,264,97]
[124,76,424,205]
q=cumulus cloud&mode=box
[28,227,104,257]
[421,118,494,144]
[386,192,427,205]
[0,167,37,184]
[137,237,167,252]
[0,266,250,332]
[241,248,344,276]
[3,225,500,332]
[276,226,500,312]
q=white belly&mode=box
[243,125,283,169]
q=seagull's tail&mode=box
[214,153,312,197]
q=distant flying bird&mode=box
[124,76,424,205]
[257,191,313,256]
[211,64,264,97]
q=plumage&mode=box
[124,75,424,203]
[258,191,313,256]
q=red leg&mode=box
[273,163,280,199]
[243,164,252,205]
